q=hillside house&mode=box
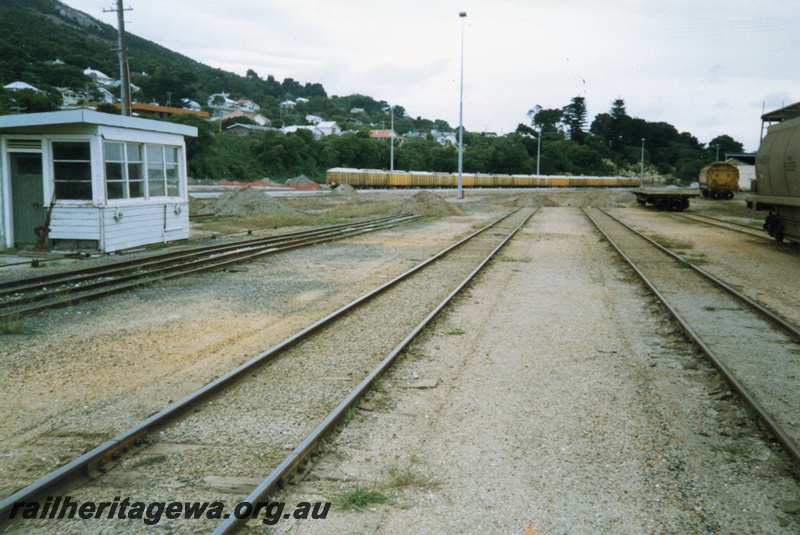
[317,121,342,136]
[222,110,270,126]
[83,67,114,86]
[369,129,400,140]
[280,124,323,139]
[0,109,196,252]
[226,123,273,136]
[4,81,44,94]
[57,88,85,108]
[125,103,210,120]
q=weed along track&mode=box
[671,212,772,241]
[584,207,800,462]
[0,208,535,533]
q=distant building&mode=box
[236,99,261,112]
[3,81,44,93]
[726,154,756,191]
[432,130,457,146]
[226,123,274,137]
[207,92,238,111]
[369,129,400,140]
[222,110,270,126]
[83,67,114,86]
[281,124,322,139]
[122,103,210,120]
[57,87,86,108]
[182,98,202,111]
[317,121,342,136]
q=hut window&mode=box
[53,141,92,200]
[104,142,145,199]
[106,142,180,199]
[146,145,180,197]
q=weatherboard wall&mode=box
[0,110,196,252]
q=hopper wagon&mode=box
[698,162,739,199]
[747,102,800,243]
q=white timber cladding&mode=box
[0,110,196,251]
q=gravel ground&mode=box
[0,211,483,499]
[274,204,800,534]
[2,189,799,534]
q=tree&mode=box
[707,135,744,159]
[607,98,630,151]
[561,96,587,142]
[528,105,563,134]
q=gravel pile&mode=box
[197,186,307,217]
[333,183,357,196]
[392,190,466,217]
[286,175,317,186]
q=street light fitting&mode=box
[459,11,467,17]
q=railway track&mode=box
[671,212,768,240]
[0,214,418,322]
[584,207,800,464]
[0,208,535,532]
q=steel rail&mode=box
[0,214,414,305]
[211,208,537,534]
[671,212,768,240]
[583,207,800,464]
[598,208,800,341]
[0,216,419,321]
[0,215,408,295]
[0,208,522,522]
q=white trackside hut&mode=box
[0,109,197,252]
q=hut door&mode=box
[10,153,44,246]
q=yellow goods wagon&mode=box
[327,169,640,189]
[549,177,571,187]
[698,162,739,200]
[388,171,412,187]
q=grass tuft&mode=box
[333,485,391,511]
[0,314,38,335]
[384,466,441,490]
[444,328,465,336]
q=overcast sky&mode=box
[61,0,798,152]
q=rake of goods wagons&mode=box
[325,168,640,189]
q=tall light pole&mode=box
[640,138,645,185]
[390,105,394,172]
[536,127,542,175]
[457,11,466,200]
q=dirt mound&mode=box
[333,183,357,196]
[285,175,316,186]
[393,190,466,217]
[189,195,216,216]
[197,187,305,217]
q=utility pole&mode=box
[105,1,133,116]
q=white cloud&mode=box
[61,0,799,151]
